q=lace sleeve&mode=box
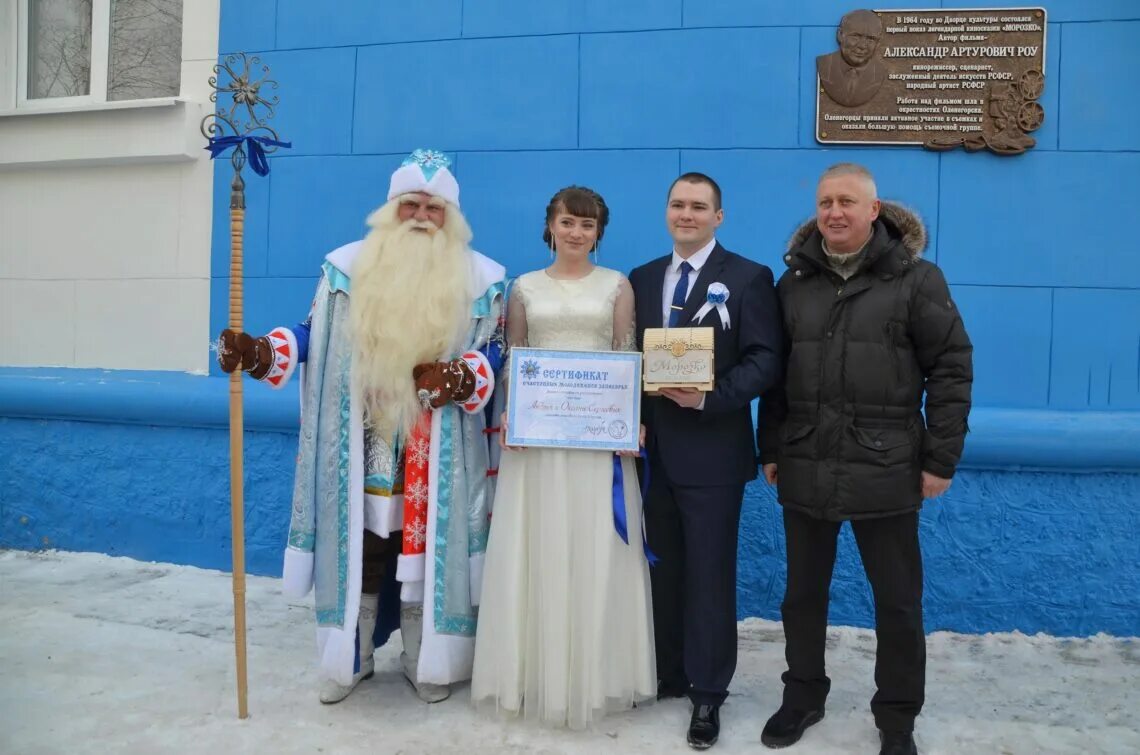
[505,281,528,349]
[612,275,637,352]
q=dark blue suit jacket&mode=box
[630,243,782,486]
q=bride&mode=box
[471,186,656,729]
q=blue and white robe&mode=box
[269,240,506,687]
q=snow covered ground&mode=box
[1,550,1136,755]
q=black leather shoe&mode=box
[879,730,917,755]
[687,703,720,750]
[760,705,824,748]
[657,679,689,700]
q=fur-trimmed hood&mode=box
[785,201,928,259]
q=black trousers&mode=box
[361,529,400,594]
[780,507,926,732]
[645,467,745,706]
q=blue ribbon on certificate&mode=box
[612,450,658,565]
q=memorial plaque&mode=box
[815,8,1047,155]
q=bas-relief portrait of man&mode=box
[817,9,888,108]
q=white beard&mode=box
[348,200,472,438]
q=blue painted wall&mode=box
[739,469,1140,637]
[207,0,1140,638]
[3,369,1138,636]
[0,418,294,577]
[3,1,1139,637]
[3,368,1139,636]
[212,0,1140,414]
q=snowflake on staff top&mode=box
[208,53,279,130]
[408,437,431,469]
[404,478,429,508]
[406,519,427,549]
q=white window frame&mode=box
[6,0,181,114]
[0,1,17,109]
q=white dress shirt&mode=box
[661,237,718,327]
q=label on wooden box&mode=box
[642,327,715,392]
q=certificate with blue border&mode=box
[506,347,642,452]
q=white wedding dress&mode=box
[471,266,656,729]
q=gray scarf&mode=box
[822,234,872,281]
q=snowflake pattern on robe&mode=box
[408,438,431,469]
[404,478,429,510]
[402,414,432,556]
[406,519,427,549]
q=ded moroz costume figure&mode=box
[217,149,507,705]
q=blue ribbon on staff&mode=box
[612,449,658,565]
[205,134,292,176]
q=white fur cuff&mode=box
[396,552,425,583]
[281,547,314,598]
[469,552,486,607]
[457,350,494,414]
[262,327,299,390]
[363,492,404,536]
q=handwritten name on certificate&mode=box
[506,347,642,452]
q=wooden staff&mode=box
[203,51,287,720]
[228,173,249,719]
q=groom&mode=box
[630,173,782,749]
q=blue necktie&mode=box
[668,261,693,327]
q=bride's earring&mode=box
[549,236,556,260]
[591,240,599,262]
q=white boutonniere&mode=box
[692,282,731,330]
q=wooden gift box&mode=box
[642,327,715,393]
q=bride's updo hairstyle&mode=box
[542,186,610,247]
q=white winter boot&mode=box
[400,603,450,703]
[319,593,379,704]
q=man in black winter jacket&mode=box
[756,163,972,755]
